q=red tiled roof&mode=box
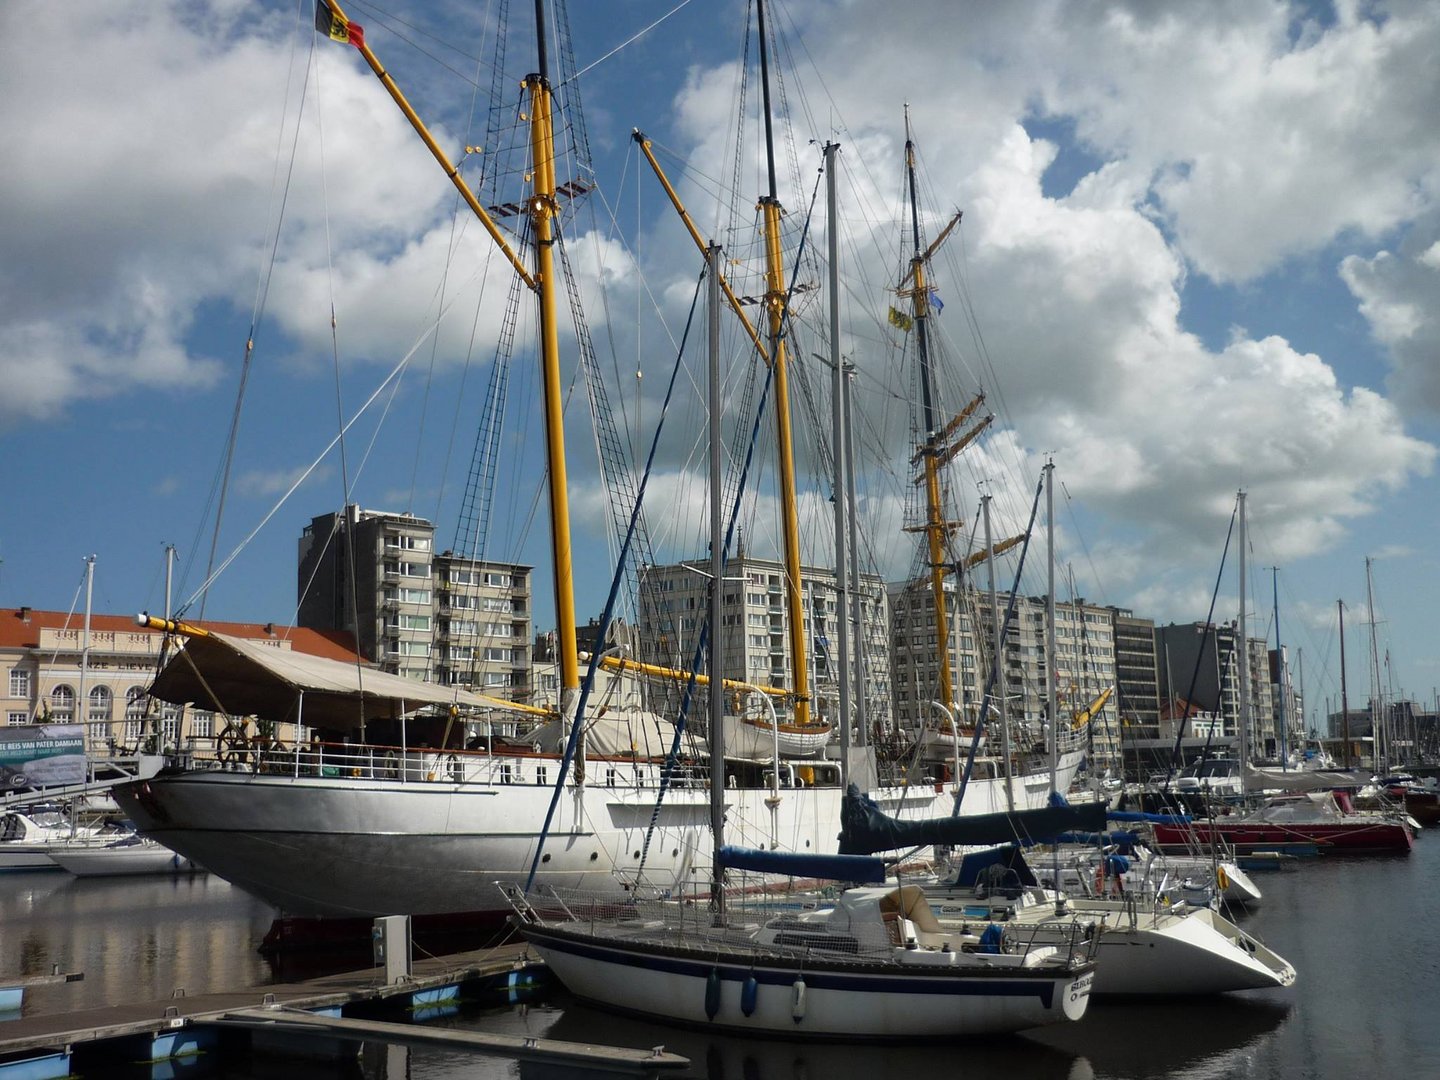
[0,608,361,662]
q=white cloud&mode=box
[1340,221,1440,413]
[0,1,454,427]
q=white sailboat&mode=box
[47,834,201,877]
[931,846,1293,995]
[114,0,1083,926]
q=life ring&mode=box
[1215,865,1230,891]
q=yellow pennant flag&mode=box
[887,306,914,332]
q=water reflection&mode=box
[1024,997,1291,1080]
[378,991,1290,1080]
[0,870,277,1016]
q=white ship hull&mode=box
[114,749,1084,918]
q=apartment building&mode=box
[889,583,1121,768]
[297,506,531,700]
[636,554,891,729]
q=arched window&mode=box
[50,685,75,722]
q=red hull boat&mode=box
[1153,792,1415,854]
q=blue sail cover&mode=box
[717,845,886,883]
[838,785,1108,856]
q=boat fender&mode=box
[791,975,807,1023]
[705,967,722,1020]
[741,974,758,1017]
[1215,865,1230,891]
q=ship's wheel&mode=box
[215,721,251,766]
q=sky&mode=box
[2,0,1438,728]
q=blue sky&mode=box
[2,1,1438,726]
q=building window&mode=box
[9,669,30,698]
[191,710,215,739]
[87,686,112,723]
[7,712,28,726]
[161,706,181,746]
[50,685,75,722]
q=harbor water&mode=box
[3,837,1438,1079]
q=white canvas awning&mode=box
[148,629,533,729]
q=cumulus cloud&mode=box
[1340,222,1440,413]
[649,0,1437,607]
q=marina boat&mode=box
[1024,842,1262,908]
[0,809,104,872]
[115,0,1087,923]
[1379,775,1440,826]
[931,849,1294,995]
[47,834,201,877]
[505,877,1096,1039]
[1152,791,1415,854]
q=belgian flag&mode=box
[315,0,365,49]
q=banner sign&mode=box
[0,725,87,789]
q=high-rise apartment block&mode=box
[636,555,891,728]
[297,506,531,699]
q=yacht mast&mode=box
[1236,490,1250,789]
[824,141,851,783]
[707,242,727,921]
[984,493,1013,812]
[1365,556,1386,771]
[1045,462,1057,795]
[79,555,95,752]
[1339,600,1352,768]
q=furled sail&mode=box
[838,785,1107,856]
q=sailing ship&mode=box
[115,0,1084,925]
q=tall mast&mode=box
[707,242,726,921]
[754,0,811,726]
[1339,600,1352,768]
[843,366,868,748]
[1236,490,1250,786]
[1045,461,1057,795]
[79,555,95,752]
[525,2,582,743]
[984,493,1013,812]
[824,141,851,783]
[1274,566,1286,769]
[1365,556,1385,771]
[905,107,955,716]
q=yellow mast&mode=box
[904,118,954,714]
[524,69,582,728]
[754,0,811,728]
[898,114,992,718]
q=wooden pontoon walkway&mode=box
[0,942,685,1071]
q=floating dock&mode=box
[0,942,687,1077]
